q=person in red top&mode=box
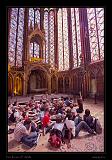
[42,108,50,128]
[42,108,55,136]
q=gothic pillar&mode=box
[56,76,58,93]
[79,8,91,65]
[48,75,51,94]
[40,8,44,31]
[40,8,44,59]
[67,8,74,69]
[63,77,65,93]
[23,8,29,63]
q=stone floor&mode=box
[8,94,104,152]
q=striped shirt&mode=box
[14,122,27,142]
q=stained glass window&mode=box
[35,9,40,29]
[58,8,69,71]
[28,8,40,58]
[8,8,24,67]
[62,8,69,70]
[58,9,63,71]
[87,8,104,62]
[95,8,104,59]
[16,8,24,66]
[71,8,77,67]
[75,8,81,66]
[8,8,18,66]
[28,8,34,29]
[34,42,39,58]
[49,10,55,67]
[44,11,49,63]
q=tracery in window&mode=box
[96,8,104,59]
[87,8,104,62]
[71,8,81,67]
[49,10,55,67]
[58,8,69,71]
[75,8,81,66]
[44,11,49,63]
[8,8,24,67]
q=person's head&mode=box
[56,114,62,123]
[67,113,73,120]
[24,119,31,126]
[66,109,71,114]
[70,104,73,109]
[44,108,49,115]
[31,96,34,100]
[85,109,90,116]
[13,101,17,106]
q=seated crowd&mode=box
[8,95,101,148]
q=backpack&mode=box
[94,117,102,134]
[48,134,61,148]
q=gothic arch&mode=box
[14,73,23,96]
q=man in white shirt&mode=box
[65,113,95,142]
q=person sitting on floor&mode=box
[65,113,95,143]
[42,108,52,135]
[64,97,71,107]
[76,98,84,113]
[29,96,35,108]
[83,109,94,129]
[51,114,65,143]
[14,119,38,148]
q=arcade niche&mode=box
[27,69,48,94]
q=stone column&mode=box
[23,8,29,62]
[67,8,74,69]
[63,77,65,93]
[56,76,58,93]
[48,75,51,95]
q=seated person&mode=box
[8,104,13,119]
[8,108,17,123]
[29,96,35,108]
[14,119,38,148]
[42,108,53,135]
[64,97,71,106]
[14,108,23,123]
[65,113,95,142]
[56,104,64,115]
[52,115,65,143]
[76,98,84,113]
[83,109,94,129]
